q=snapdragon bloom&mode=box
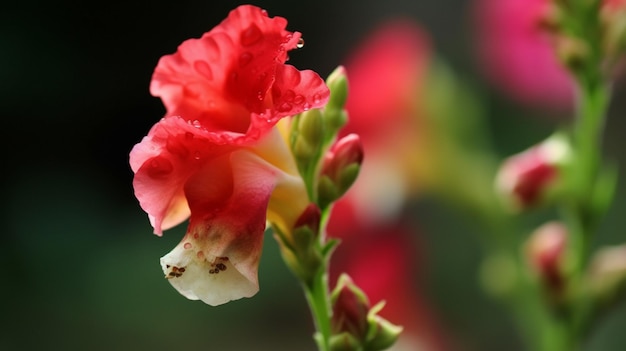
[130,5,329,306]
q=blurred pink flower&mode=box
[328,21,450,351]
[473,0,576,112]
[130,5,328,306]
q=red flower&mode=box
[150,5,328,135]
[130,5,328,306]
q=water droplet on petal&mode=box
[260,9,268,16]
[193,151,201,160]
[257,91,265,101]
[197,250,205,260]
[278,102,292,112]
[239,52,253,67]
[313,94,321,104]
[191,120,202,128]
[241,24,262,46]
[184,242,192,249]
[294,95,305,105]
[193,60,213,80]
[296,38,305,49]
[303,103,311,111]
[147,156,173,178]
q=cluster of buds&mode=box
[538,0,626,74]
[495,133,572,211]
[273,67,404,350]
[329,275,403,351]
[525,221,626,311]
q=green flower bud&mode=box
[278,204,323,284]
[586,244,626,304]
[330,275,403,351]
[326,65,349,111]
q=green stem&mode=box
[303,261,332,351]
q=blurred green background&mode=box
[2,0,625,350]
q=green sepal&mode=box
[364,301,403,351]
[329,333,363,351]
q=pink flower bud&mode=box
[526,221,568,295]
[587,244,626,301]
[496,134,571,210]
[294,203,322,236]
[318,134,364,208]
[323,134,364,178]
[331,274,370,340]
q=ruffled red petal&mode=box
[150,5,328,140]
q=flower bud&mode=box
[525,221,568,298]
[275,204,323,284]
[292,108,324,164]
[331,274,370,340]
[586,244,626,303]
[601,0,626,60]
[555,36,589,73]
[317,134,363,209]
[325,66,349,114]
[495,133,571,211]
[323,66,349,137]
[330,274,402,351]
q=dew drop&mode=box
[257,91,265,101]
[296,38,305,49]
[193,151,201,160]
[241,24,262,46]
[147,156,173,178]
[260,9,268,16]
[313,94,321,104]
[277,102,292,112]
[184,242,192,250]
[191,120,202,128]
[239,52,253,67]
[193,233,200,239]
[293,95,305,105]
[197,250,205,260]
[193,60,213,80]
[303,103,311,111]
